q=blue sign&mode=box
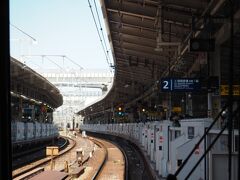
[161,78,201,92]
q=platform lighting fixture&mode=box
[181,98,185,103]
[34,101,41,105]
[30,98,36,103]
[20,95,27,99]
[142,108,146,112]
[124,84,130,88]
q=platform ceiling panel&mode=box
[10,58,63,108]
[102,0,211,100]
[79,0,240,117]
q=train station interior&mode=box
[0,0,240,180]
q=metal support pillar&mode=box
[207,51,213,118]
[168,92,172,119]
[19,97,23,121]
[168,23,172,120]
[186,93,193,116]
[210,44,221,121]
[238,101,240,180]
[228,1,234,179]
[208,93,212,118]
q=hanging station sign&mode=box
[161,78,201,92]
[220,85,240,96]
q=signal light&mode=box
[116,106,124,117]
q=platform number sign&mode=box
[162,79,171,91]
[161,78,201,92]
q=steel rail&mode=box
[114,141,129,180]
[98,136,129,180]
[88,131,155,180]
[12,137,65,159]
[90,138,108,180]
[12,136,76,179]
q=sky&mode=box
[10,0,113,70]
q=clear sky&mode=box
[10,0,113,70]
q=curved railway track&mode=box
[12,137,68,169]
[13,132,150,180]
[88,136,126,180]
[87,132,154,180]
[89,138,108,180]
[12,136,76,179]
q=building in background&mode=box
[34,68,113,130]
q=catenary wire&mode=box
[88,0,112,70]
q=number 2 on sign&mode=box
[163,81,169,89]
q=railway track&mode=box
[13,132,147,180]
[89,138,108,180]
[12,137,68,170]
[12,136,76,179]
[87,136,125,180]
[87,132,154,180]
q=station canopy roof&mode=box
[10,57,63,108]
[79,0,240,117]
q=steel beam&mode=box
[106,0,157,18]
[114,47,169,62]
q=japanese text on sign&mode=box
[220,85,240,96]
[161,78,201,92]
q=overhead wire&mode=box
[93,0,110,60]
[26,60,43,69]
[88,0,113,72]
[64,56,84,70]
[21,54,84,70]
[10,23,37,42]
[44,56,66,72]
